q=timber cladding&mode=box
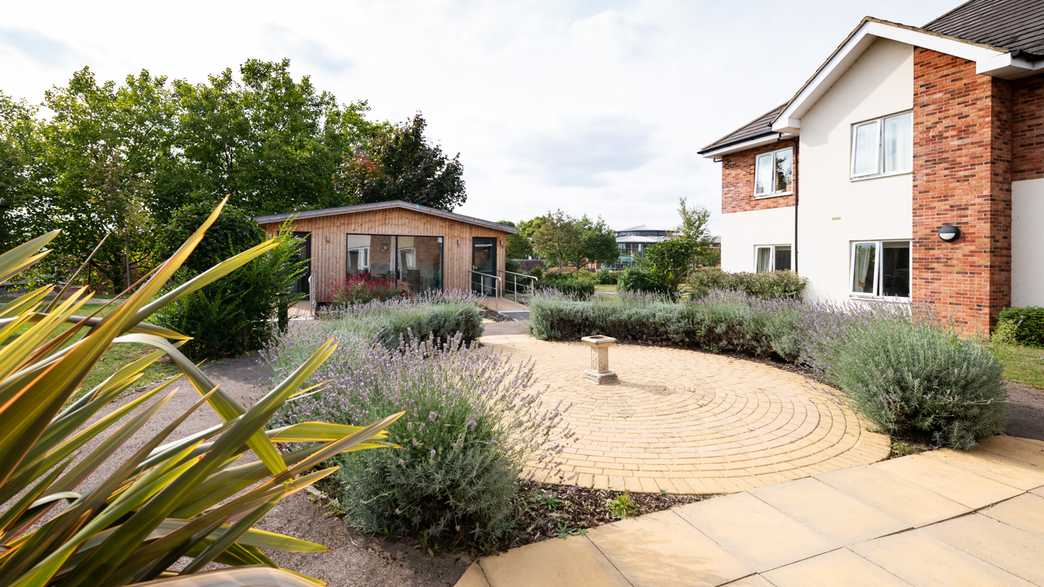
[259,207,508,303]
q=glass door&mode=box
[472,237,497,295]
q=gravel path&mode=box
[1006,381,1044,441]
[79,353,468,587]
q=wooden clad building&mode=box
[255,201,514,304]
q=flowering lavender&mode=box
[266,309,572,551]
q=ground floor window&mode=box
[850,240,910,298]
[346,234,443,292]
[755,244,792,272]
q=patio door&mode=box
[472,237,497,295]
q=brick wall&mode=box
[1012,74,1044,182]
[720,139,798,214]
[912,48,1012,336]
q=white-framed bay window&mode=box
[755,244,792,273]
[850,240,911,299]
[754,147,794,198]
[851,110,912,179]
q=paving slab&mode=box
[720,576,773,587]
[851,530,1034,586]
[922,447,1044,490]
[978,435,1044,468]
[814,464,969,527]
[920,513,1044,585]
[981,493,1044,537]
[762,548,908,587]
[673,492,834,572]
[586,510,752,587]
[751,478,908,544]
[455,563,490,587]
[477,535,629,587]
[873,453,1022,509]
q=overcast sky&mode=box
[2,0,957,232]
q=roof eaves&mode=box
[254,200,517,234]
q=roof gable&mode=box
[254,200,517,234]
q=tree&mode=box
[578,216,619,267]
[676,197,716,266]
[531,211,618,269]
[499,220,534,260]
[0,93,44,251]
[336,113,466,210]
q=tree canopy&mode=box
[0,60,467,292]
[530,210,618,268]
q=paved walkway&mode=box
[481,335,890,494]
[459,435,1044,586]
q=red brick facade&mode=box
[720,139,798,214]
[1012,75,1044,182]
[911,48,1012,336]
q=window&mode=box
[850,240,910,298]
[851,111,912,179]
[754,147,793,197]
[755,244,792,273]
[347,234,443,292]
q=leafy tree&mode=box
[578,216,619,267]
[531,211,617,268]
[336,113,466,210]
[0,93,44,251]
[676,197,716,266]
[500,220,534,260]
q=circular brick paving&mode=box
[483,335,890,494]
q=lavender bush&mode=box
[268,307,570,551]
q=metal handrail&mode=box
[471,270,502,298]
[505,271,537,302]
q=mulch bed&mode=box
[503,480,708,549]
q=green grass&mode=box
[992,343,1044,390]
[11,300,180,395]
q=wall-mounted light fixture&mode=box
[938,223,960,242]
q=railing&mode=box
[505,270,538,303]
[471,270,502,298]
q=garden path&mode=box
[459,435,1044,587]
[480,335,890,494]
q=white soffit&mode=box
[771,19,1020,134]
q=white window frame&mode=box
[754,244,792,273]
[753,147,794,198]
[349,246,370,271]
[849,239,911,300]
[850,110,912,180]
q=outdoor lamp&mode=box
[937,223,960,242]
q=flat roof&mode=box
[254,200,517,234]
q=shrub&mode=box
[272,332,569,552]
[332,274,403,306]
[539,272,595,299]
[996,306,1044,347]
[688,267,806,300]
[618,267,673,297]
[154,203,304,358]
[640,238,698,291]
[595,268,620,285]
[0,204,395,585]
[829,319,1005,449]
[373,301,483,349]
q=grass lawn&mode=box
[12,301,181,396]
[992,343,1044,390]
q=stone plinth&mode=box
[581,335,618,384]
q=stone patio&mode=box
[459,435,1044,586]
[481,335,890,494]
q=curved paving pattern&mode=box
[483,335,890,494]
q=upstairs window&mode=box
[754,147,794,197]
[851,111,912,179]
[755,244,792,273]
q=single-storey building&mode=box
[255,200,515,304]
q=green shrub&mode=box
[687,267,806,300]
[618,267,673,297]
[829,319,1005,449]
[539,272,595,299]
[374,302,482,349]
[996,306,1044,347]
[595,268,620,285]
[640,239,698,291]
[154,206,304,358]
[271,324,567,552]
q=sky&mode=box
[1,0,957,232]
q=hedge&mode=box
[687,267,806,300]
[995,306,1044,347]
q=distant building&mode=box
[614,225,673,267]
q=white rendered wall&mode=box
[797,39,914,303]
[719,206,795,273]
[1013,178,1044,306]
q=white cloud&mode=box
[1,0,957,232]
